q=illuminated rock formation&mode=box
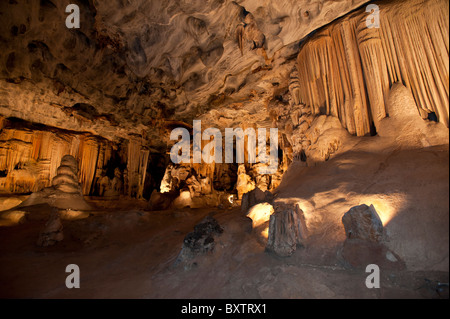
[0,118,117,196]
[236,164,255,200]
[19,155,93,211]
[293,0,449,136]
[246,202,274,245]
[341,204,405,270]
[241,187,273,213]
[51,155,82,194]
[266,202,308,257]
[342,204,384,243]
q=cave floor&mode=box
[0,143,448,299]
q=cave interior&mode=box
[0,0,448,299]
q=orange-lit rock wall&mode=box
[0,117,114,195]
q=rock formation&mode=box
[341,204,404,270]
[0,0,448,300]
[51,155,82,194]
[293,0,449,136]
[36,210,64,247]
[148,189,177,211]
[236,13,266,54]
[174,216,223,268]
[266,202,308,257]
[241,187,274,213]
[342,204,384,243]
[236,165,255,199]
[246,202,275,245]
[0,0,445,206]
[18,155,92,211]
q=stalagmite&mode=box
[0,119,116,196]
[126,138,151,198]
[266,203,308,257]
[236,164,255,200]
[18,155,93,211]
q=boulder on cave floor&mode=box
[266,202,308,257]
[174,216,223,268]
[246,202,274,245]
[341,204,404,270]
[342,204,384,243]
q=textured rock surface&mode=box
[246,203,274,228]
[241,186,273,213]
[0,117,116,195]
[236,164,256,199]
[175,215,223,267]
[18,155,93,210]
[0,0,370,149]
[342,204,384,243]
[377,82,449,147]
[266,202,308,257]
[51,155,82,194]
[246,202,274,245]
[36,210,64,247]
[340,204,406,269]
[0,0,448,204]
[293,0,449,136]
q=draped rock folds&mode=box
[293,0,449,136]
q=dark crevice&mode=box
[427,112,438,122]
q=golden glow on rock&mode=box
[260,227,269,240]
[246,202,274,244]
[59,209,89,221]
[0,210,27,226]
[246,203,274,228]
[358,194,406,226]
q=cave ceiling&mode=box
[0,0,370,152]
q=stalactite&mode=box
[137,149,150,199]
[289,66,301,106]
[357,16,390,127]
[0,119,116,195]
[126,138,143,197]
[0,129,33,173]
[294,0,449,135]
[78,136,99,196]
